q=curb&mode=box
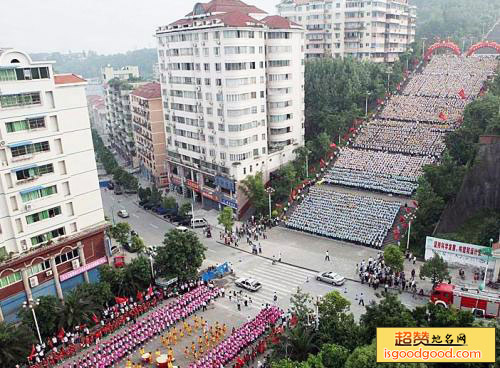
[215,240,431,297]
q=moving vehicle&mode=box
[107,181,115,190]
[235,277,262,292]
[316,271,345,286]
[191,218,208,228]
[117,209,129,218]
[430,283,500,318]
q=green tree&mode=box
[272,325,318,362]
[345,341,427,368]
[138,186,150,202]
[110,222,131,244]
[413,303,474,328]
[73,281,113,310]
[58,290,98,330]
[217,206,234,233]
[130,235,145,253]
[150,185,162,206]
[179,202,192,217]
[122,256,152,295]
[0,322,36,367]
[155,229,206,281]
[289,288,315,328]
[383,244,404,273]
[271,359,308,368]
[239,172,268,216]
[99,265,124,296]
[316,344,350,368]
[18,295,62,339]
[359,294,416,345]
[317,291,361,351]
[419,254,450,286]
[162,196,177,210]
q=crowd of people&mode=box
[285,187,401,248]
[28,282,220,368]
[188,306,283,368]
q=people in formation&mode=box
[285,187,400,248]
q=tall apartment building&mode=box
[87,95,108,143]
[0,49,107,322]
[105,79,145,168]
[101,65,140,83]
[156,0,305,215]
[130,82,168,187]
[277,0,416,62]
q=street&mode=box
[101,188,424,319]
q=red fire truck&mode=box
[430,283,500,318]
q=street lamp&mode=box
[265,187,275,220]
[365,91,371,118]
[315,295,322,330]
[23,298,42,344]
[421,37,427,60]
[479,238,494,291]
[304,148,311,178]
[386,69,392,93]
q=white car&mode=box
[235,277,262,292]
[117,209,129,218]
[176,226,189,233]
[316,271,345,286]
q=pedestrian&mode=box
[413,255,416,265]
[325,250,330,262]
[278,252,282,262]
[258,243,262,254]
[272,254,276,265]
[273,292,278,304]
[385,283,388,293]
[358,293,364,306]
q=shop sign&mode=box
[60,257,107,282]
[220,196,237,210]
[202,190,218,202]
[186,179,200,192]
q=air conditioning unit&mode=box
[45,270,53,277]
[221,161,226,166]
[0,141,5,147]
[25,204,33,211]
[29,276,39,288]
[201,41,206,46]
[209,101,213,105]
[193,43,198,48]
[198,115,204,120]
[216,40,221,45]
[196,86,201,91]
[71,259,80,270]
[1,161,7,166]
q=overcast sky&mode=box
[0,0,279,54]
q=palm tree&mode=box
[58,291,98,330]
[0,321,36,366]
[272,325,319,362]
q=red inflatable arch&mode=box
[424,41,461,60]
[466,41,500,56]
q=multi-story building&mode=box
[152,63,161,82]
[0,49,108,322]
[87,95,108,143]
[104,79,145,168]
[277,0,416,62]
[101,65,140,83]
[155,0,305,215]
[130,82,168,187]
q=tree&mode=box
[419,254,450,286]
[99,265,124,296]
[130,235,145,253]
[345,342,427,368]
[412,303,474,328]
[0,322,36,367]
[110,222,131,244]
[359,294,416,345]
[272,325,318,362]
[218,206,234,233]
[138,186,150,202]
[239,172,268,216]
[383,244,404,273]
[289,288,315,328]
[58,290,98,330]
[179,202,192,217]
[155,229,206,281]
[150,185,162,206]
[316,344,350,368]
[162,196,177,210]
[18,295,62,339]
[73,281,113,310]
[122,256,152,295]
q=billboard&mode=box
[425,237,494,269]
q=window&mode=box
[21,185,57,202]
[26,206,62,224]
[30,226,65,245]
[6,117,46,133]
[0,272,21,289]
[215,63,221,72]
[218,124,225,132]
[204,78,211,86]
[267,60,290,68]
[11,141,50,157]
[15,163,54,181]
[55,248,79,265]
[27,261,51,277]
[0,67,49,82]
[0,92,41,108]
[0,68,16,81]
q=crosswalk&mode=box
[227,261,318,309]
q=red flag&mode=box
[319,158,326,168]
[376,98,383,105]
[57,327,65,340]
[137,291,143,301]
[329,143,337,149]
[399,215,406,224]
[92,313,99,324]
[458,89,466,100]
[147,285,153,297]
[412,200,419,208]
[115,296,127,304]
[405,207,411,214]
[349,127,355,133]
[438,112,447,121]
[28,344,36,360]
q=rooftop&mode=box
[54,73,86,85]
[187,0,266,16]
[131,82,162,99]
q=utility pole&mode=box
[265,187,275,220]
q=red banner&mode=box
[186,179,200,192]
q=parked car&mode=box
[176,226,189,233]
[235,278,262,292]
[121,241,133,253]
[107,181,115,190]
[143,202,155,210]
[177,217,192,226]
[153,206,168,215]
[114,186,123,195]
[191,218,208,228]
[316,271,345,286]
[125,188,138,194]
[139,199,148,207]
[117,209,129,218]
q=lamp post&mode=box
[304,148,311,178]
[23,298,42,344]
[421,37,427,59]
[479,238,494,291]
[365,91,371,118]
[386,69,392,93]
[315,295,322,330]
[265,187,275,220]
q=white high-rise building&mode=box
[156,0,305,216]
[0,49,107,321]
[101,65,140,83]
[277,0,416,62]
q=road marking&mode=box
[150,224,159,229]
[206,249,217,253]
[132,213,139,218]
